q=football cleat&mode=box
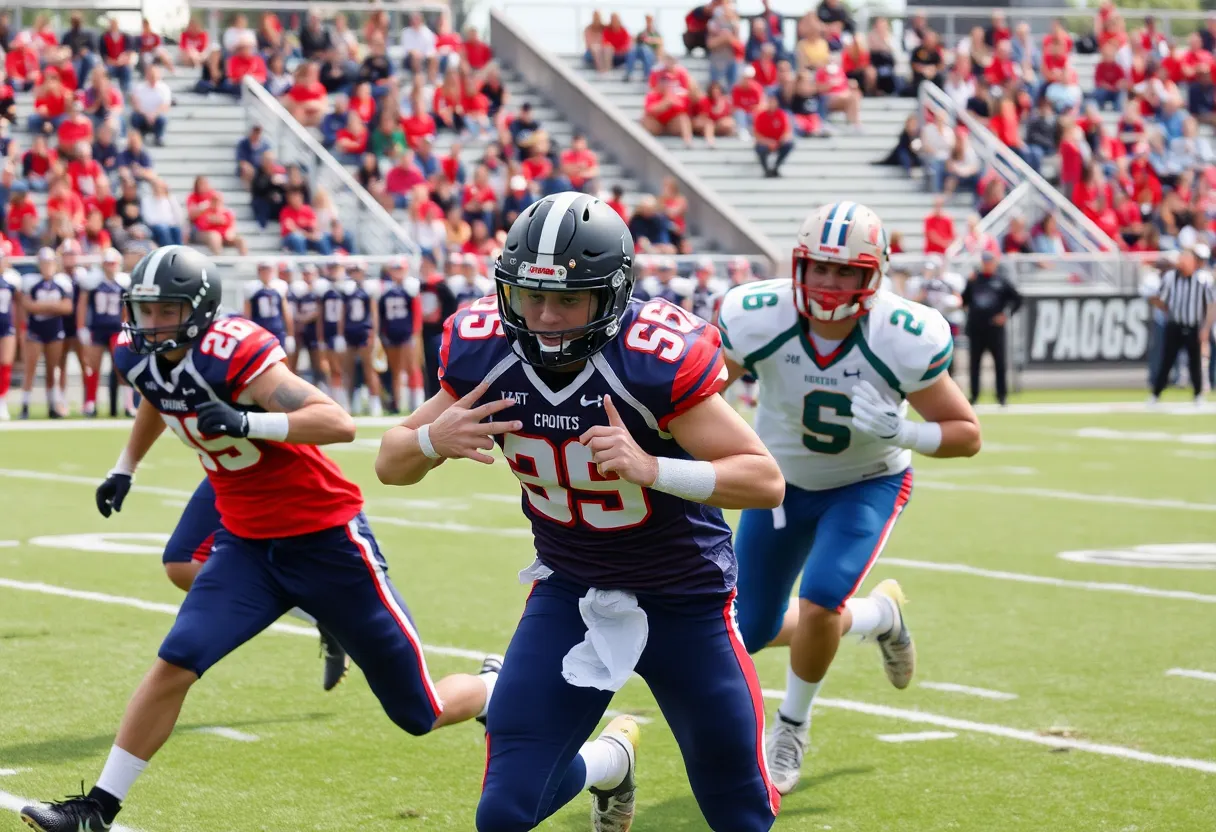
[870,579,916,690]
[590,715,640,832]
[20,787,112,832]
[318,625,350,692]
[765,714,808,795]
[475,654,504,728]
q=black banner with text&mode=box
[1023,295,1151,367]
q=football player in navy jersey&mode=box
[243,260,295,352]
[340,259,383,416]
[0,257,21,420]
[57,240,89,416]
[288,262,328,384]
[378,258,424,413]
[319,261,347,406]
[377,193,786,832]
[19,248,73,419]
[76,247,131,417]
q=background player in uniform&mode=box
[377,193,786,832]
[717,201,982,795]
[320,261,348,408]
[57,240,89,417]
[378,258,424,413]
[0,258,21,420]
[76,247,131,417]
[22,245,501,832]
[288,262,328,384]
[19,248,73,420]
[418,264,459,399]
[690,256,730,322]
[243,260,295,352]
[340,259,383,416]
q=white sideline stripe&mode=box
[758,689,1216,774]
[0,468,195,499]
[367,514,532,538]
[973,401,1216,415]
[0,541,17,548]
[917,481,1216,513]
[876,731,958,743]
[1166,668,1216,683]
[882,558,1216,604]
[920,682,1018,701]
[192,726,259,742]
[0,769,22,776]
[0,577,485,662]
[1072,428,1216,446]
[2,577,1214,776]
[0,789,143,831]
[603,710,654,725]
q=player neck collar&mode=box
[520,359,596,407]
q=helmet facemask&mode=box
[123,293,198,355]
[495,268,628,369]
[792,247,882,323]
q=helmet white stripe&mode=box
[138,245,173,289]
[533,192,583,266]
[820,200,857,249]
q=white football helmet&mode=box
[793,201,890,322]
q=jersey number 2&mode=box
[200,318,257,361]
[503,434,651,530]
[802,390,852,455]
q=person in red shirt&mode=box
[923,197,956,254]
[350,81,377,125]
[401,89,437,150]
[6,189,38,234]
[196,192,248,254]
[1040,39,1071,86]
[693,80,735,147]
[984,40,1019,88]
[730,69,764,134]
[559,133,600,193]
[604,183,629,223]
[46,175,86,232]
[752,94,793,177]
[30,72,69,135]
[461,26,493,72]
[223,36,267,94]
[67,141,104,198]
[460,165,497,228]
[385,152,428,208]
[179,18,210,68]
[101,18,135,91]
[279,187,329,254]
[648,54,691,91]
[519,146,552,182]
[751,42,779,90]
[1180,33,1214,83]
[5,33,43,91]
[139,18,174,72]
[283,62,328,127]
[334,112,369,161]
[985,10,1012,46]
[1135,15,1167,56]
[642,78,693,146]
[599,13,632,69]
[49,59,79,93]
[186,175,219,238]
[840,38,876,96]
[1092,42,1127,111]
[1042,18,1074,56]
[816,62,863,131]
[432,73,467,133]
[83,174,117,222]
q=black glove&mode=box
[96,472,132,518]
[196,400,250,438]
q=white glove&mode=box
[77,329,92,347]
[331,334,347,354]
[284,335,297,354]
[850,380,942,454]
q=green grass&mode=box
[0,396,1214,831]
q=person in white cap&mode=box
[0,252,21,420]
[288,262,330,387]
[243,260,296,355]
[691,255,729,321]
[76,248,133,417]
[378,258,425,413]
[18,248,74,419]
[340,258,384,416]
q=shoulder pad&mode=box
[364,279,382,300]
[53,273,75,292]
[243,279,261,300]
[77,268,103,292]
[290,279,309,297]
[313,277,331,295]
[340,279,357,295]
[403,275,421,296]
[116,273,131,290]
[194,317,287,398]
[20,273,39,293]
[473,275,494,295]
[715,278,796,367]
[668,276,695,299]
[0,270,17,289]
[867,294,954,394]
[437,296,508,398]
[271,278,291,297]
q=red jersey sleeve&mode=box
[664,321,726,428]
[194,318,286,398]
[437,296,507,399]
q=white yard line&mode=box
[603,710,654,725]
[916,481,1216,513]
[881,558,1216,604]
[920,682,1018,701]
[876,731,958,743]
[1165,668,1216,683]
[0,541,18,548]
[0,789,143,831]
[0,468,194,499]
[0,770,22,777]
[1070,428,1216,446]
[191,727,260,742]
[1,576,1213,776]
[366,514,532,538]
[973,402,1215,416]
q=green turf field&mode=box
[0,395,1214,831]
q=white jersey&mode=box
[718,280,954,492]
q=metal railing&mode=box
[186,0,450,46]
[889,251,1149,295]
[239,75,421,266]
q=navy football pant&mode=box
[158,512,442,735]
[477,574,779,832]
[162,479,220,564]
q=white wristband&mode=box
[896,420,943,455]
[650,457,716,503]
[109,447,136,477]
[245,412,291,442]
[416,423,441,459]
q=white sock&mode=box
[579,736,629,791]
[778,665,821,725]
[95,745,148,802]
[476,668,498,719]
[369,396,383,417]
[22,389,31,406]
[844,596,893,637]
[410,387,425,411]
[287,607,316,625]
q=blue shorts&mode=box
[297,327,319,350]
[733,469,914,653]
[62,316,77,339]
[380,332,413,348]
[478,572,779,832]
[158,512,443,735]
[90,326,122,347]
[26,322,65,343]
[163,478,221,564]
[345,329,370,349]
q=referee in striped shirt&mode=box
[1149,244,1216,404]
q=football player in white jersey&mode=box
[716,201,982,794]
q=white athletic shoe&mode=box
[870,579,916,690]
[765,714,808,795]
[590,715,640,832]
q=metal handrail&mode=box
[239,75,421,265]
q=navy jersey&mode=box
[342,282,374,336]
[112,317,363,539]
[379,282,417,344]
[321,284,343,340]
[87,276,128,333]
[22,273,72,341]
[439,296,733,594]
[61,268,86,338]
[0,271,18,336]
[291,282,321,347]
[247,282,287,338]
